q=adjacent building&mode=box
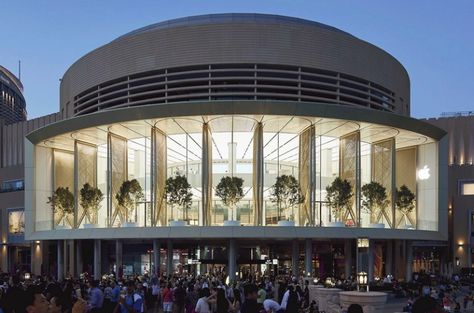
[2,14,452,280]
[0,66,26,125]
[425,113,474,273]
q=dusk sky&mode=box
[1,0,473,119]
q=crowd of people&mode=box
[1,270,473,313]
[0,272,312,313]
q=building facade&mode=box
[0,66,27,125]
[425,114,474,273]
[1,14,450,280]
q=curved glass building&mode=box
[25,14,447,281]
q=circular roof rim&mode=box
[26,100,446,145]
[115,13,352,41]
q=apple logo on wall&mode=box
[417,165,430,180]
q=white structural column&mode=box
[94,239,101,279]
[344,239,352,279]
[305,239,312,277]
[76,240,83,276]
[253,122,264,226]
[116,240,123,277]
[228,239,237,281]
[167,240,173,275]
[385,240,393,276]
[368,239,374,282]
[57,240,64,280]
[202,123,212,226]
[153,239,160,276]
[406,241,413,282]
[292,241,299,278]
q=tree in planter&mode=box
[325,177,353,223]
[115,179,144,224]
[215,176,244,221]
[47,187,75,227]
[361,181,390,224]
[80,183,104,225]
[395,185,416,226]
[165,175,193,222]
[270,175,304,221]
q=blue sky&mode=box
[1,0,473,118]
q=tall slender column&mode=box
[368,239,374,282]
[298,125,316,225]
[385,240,393,276]
[152,128,167,226]
[116,240,123,278]
[228,239,237,281]
[76,240,83,276]
[68,240,75,278]
[57,240,64,281]
[406,240,413,282]
[253,122,264,226]
[202,123,212,226]
[93,239,101,279]
[292,241,299,278]
[305,239,312,278]
[153,239,160,276]
[31,241,42,276]
[344,239,352,279]
[0,244,7,274]
[166,240,173,276]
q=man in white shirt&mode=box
[280,289,290,310]
[263,299,284,313]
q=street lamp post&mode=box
[357,271,368,292]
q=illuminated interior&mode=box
[32,114,439,231]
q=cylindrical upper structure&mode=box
[0,65,27,125]
[59,14,410,117]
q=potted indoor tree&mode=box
[215,176,244,226]
[270,175,304,226]
[48,186,75,229]
[361,181,389,228]
[80,183,104,228]
[115,179,144,227]
[395,184,416,229]
[325,177,353,227]
[165,175,193,226]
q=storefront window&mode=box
[8,210,25,235]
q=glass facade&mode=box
[32,114,439,231]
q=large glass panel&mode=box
[263,117,302,225]
[316,136,339,226]
[128,137,150,226]
[76,141,98,227]
[395,147,417,229]
[210,116,256,225]
[417,142,438,231]
[53,149,74,228]
[164,118,202,226]
[35,146,53,231]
